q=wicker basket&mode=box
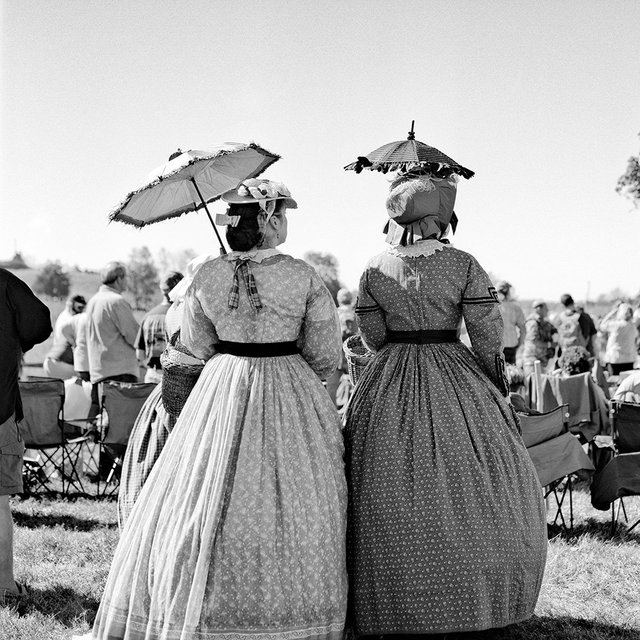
[343,334,375,386]
[160,339,204,418]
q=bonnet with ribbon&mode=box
[384,171,458,246]
[216,179,298,312]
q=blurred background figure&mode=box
[522,300,557,375]
[505,363,534,414]
[335,288,357,412]
[43,294,86,380]
[136,271,184,384]
[70,302,90,381]
[495,280,525,364]
[86,262,140,416]
[324,287,356,407]
[555,293,597,358]
[598,302,637,376]
[613,370,640,403]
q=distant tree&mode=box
[155,247,198,275]
[303,251,343,303]
[175,248,198,272]
[155,248,172,274]
[127,246,159,310]
[616,134,640,208]
[33,262,70,299]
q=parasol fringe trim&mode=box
[108,143,280,225]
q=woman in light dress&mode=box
[344,170,547,637]
[78,179,347,640]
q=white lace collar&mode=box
[224,248,281,263]
[387,239,451,258]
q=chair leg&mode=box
[568,475,574,533]
[620,498,628,523]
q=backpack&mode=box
[557,311,587,350]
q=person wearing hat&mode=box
[85,179,347,640]
[344,171,546,637]
[522,299,558,375]
[495,280,525,365]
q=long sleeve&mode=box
[6,274,52,353]
[113,299,140,348]
[461,256,508,395]
[516,306,526,347]
[61,317,77,348]
[298,271,341,379]
[181,283,219,361]
[355,268,387,352]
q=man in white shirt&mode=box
[85,262,140,415]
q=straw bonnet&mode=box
[384,174,458,245]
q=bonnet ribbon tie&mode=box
[228,258,263,312]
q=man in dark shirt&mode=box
[0,268,51,606]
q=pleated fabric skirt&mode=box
[90,353,348,640]
[117,384,176,530]
[344,342,547,635]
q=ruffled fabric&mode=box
[386,239,451,258]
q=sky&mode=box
[2,0,639,302]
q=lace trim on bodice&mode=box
[387,239,451,258]
[223,248,281,264]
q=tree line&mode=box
[32,248,348,311]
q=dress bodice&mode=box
[181,251,341,379]
[355,242,505,390]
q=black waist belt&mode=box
[387,330,459,344]
[216,341,300,357]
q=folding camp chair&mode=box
[519,404,595,533]
[18,378,91,495]
[590,401,640,534]
[89,381,156,497]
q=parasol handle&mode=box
[190,178,227,255]
[407,120,415,140]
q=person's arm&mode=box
[355,268,387,352]
[113,298,140,348]
[516,306,526,348]
[597,308,617,333]
[524,317,540,346]
[6,273,52,352]
[60,316,77,348]
[461,256,508,395]
[298,270,341,379]
[180,281,219,361]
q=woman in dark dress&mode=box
[344,171,547,637]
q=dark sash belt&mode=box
[216,341,300,357]
[387,330,459,344]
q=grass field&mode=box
[0,483,639,639]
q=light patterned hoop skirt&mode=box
[89,352,347,640]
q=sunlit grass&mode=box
[1,485,639,639]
